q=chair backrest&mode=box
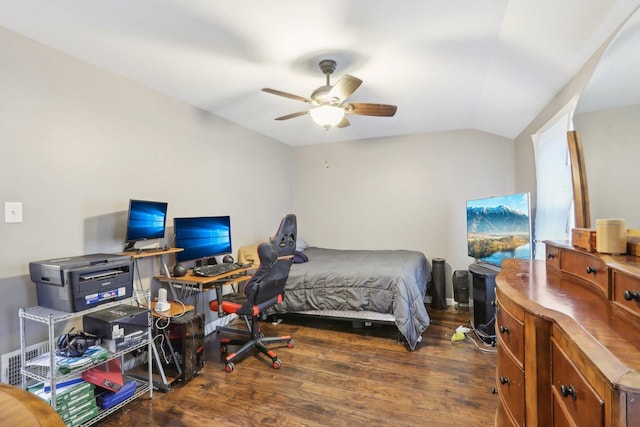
[241,214,297,312]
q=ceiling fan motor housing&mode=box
[313,59,339,104]
[311,86,337,104]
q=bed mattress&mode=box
[266,247,431,350]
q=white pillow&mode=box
[296,237,309,252]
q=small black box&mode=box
[83,304,150,341]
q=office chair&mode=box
[209,214,297,372]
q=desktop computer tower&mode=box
[469,263,498,343]
[158,311,205,383]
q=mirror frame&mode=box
[568,130,590,228]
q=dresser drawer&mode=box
[497,347,525,426]
[496,395,519,427]
[496,305,524,367]
[560,250,608,296]
[545,245,561,270]
[611,268,640,318]
[551,338,604,426]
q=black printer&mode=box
[29,253,134,312]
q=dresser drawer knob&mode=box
[547,252,557,259]
[586,266,598,275]
[623,290,640,302]
[499,325,510,334]
[499,376,510,385]
[560,384,577,400]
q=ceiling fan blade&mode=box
[262,88,311,103]
[274,111,309,121]
[336,116,351,128]
[328,75,362,102]
[347,103,397,117]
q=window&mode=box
[532,98,578,259]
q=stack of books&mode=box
[29,379,98,426]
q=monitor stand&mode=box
[124,240,161,252]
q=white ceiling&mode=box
[0,0,638,146]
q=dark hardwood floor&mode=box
[98,305,497,426]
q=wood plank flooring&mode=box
[97,305,498,426]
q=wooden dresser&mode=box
[494,241,640,426]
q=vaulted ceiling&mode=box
[1,1,638,146]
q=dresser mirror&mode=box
[573,6,640,229]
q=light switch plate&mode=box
[4,202,23,223]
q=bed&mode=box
[262,246,431,350]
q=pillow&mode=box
[293,251,309,264]
[237,243,260,266]
[296,237,309,252]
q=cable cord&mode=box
[153,333,171,364]
[465,332,497,353]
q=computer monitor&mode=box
[124,199,168,251]
[174,216,232,264]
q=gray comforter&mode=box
[266,247,431,350]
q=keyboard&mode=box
[193,263,243,277]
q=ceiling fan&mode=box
[262,59,397,128]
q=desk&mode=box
[150,301,193,318]
[120,248,184,299]
[155,267,254,317]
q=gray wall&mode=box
[292,130,516,296]
[0,27,292,354]
[574,104,640,228]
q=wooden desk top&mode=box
[148,301,194,318]
[155,266,255,287]
[119,247,184,259]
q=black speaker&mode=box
[222,255,234,264]
[56,329,101,357]
[173,263,187,277]
[431,258,447,309]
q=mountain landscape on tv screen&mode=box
[467,205,530,260]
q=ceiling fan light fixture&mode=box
[309,105,345,129]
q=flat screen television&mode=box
[174,216,232,264]
[466,192,532,267]
[124,199,168,251]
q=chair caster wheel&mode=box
[225,362,235,373]
[220,345,227,354]
[272,359,281,369]
[287,339,295,348]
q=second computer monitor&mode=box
[174,216,232,264]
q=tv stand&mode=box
[475,261,502,273]
[469,263,499,343]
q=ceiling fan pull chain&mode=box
[323,130,330,169]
